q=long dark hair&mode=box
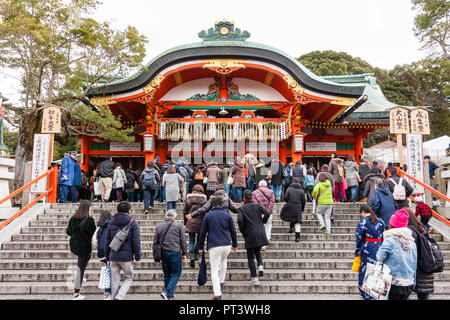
[73,200,91,219]
[360,204,378,224]
[97,210,112,227]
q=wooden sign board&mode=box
[41,106,61,134]
[406,134,425,194]
[31,134,51,193]
[389,107,409,134]
[410,108,430,135]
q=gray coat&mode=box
[344,161,359,187]
[153,219,187,256]
[163,172,184,202]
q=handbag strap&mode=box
[159,220,174,246]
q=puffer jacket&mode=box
[312,179,334,205]
[183,192,208,233]
[376,227,417,286]
[252,186,275,214]
[386,174,414,209]
[190,190,238,219]
[66,216,97,256]
[280,182,306,224]
[96,218,112,258]
[409,226,434,294]
[105,212,141,262]
[363,173,386,206]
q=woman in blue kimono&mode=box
[355,204,386,300]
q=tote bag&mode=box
[197,252,207,286]
[98,264,111,289]
[94,181,101,196]
[360,262,392,300]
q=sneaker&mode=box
[144,211,149,215]
[251,278,260,286]
[258,265,264,277]
[325,230,331,235]
[161,292,169,300]
[190,260,195,268]
[211,296,222,300]
[260,246,266,251]
[71,294,85,300]
[319,225,326,231]
[103,296,111,300]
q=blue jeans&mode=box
[126,192,134,202]
[167,201,177,210]
[143,189,155,210]
[70,186,78,202]
[233,187,243,201]
[246,176,255,191]
[162,187,166,202]
[189,233,199,255]
[153,182,161,201]
[350,186,357,201]
[270,184,282,199]
[59,185,70,203]
[161,250,182,299]
[223,182,230,197]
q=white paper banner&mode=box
[31,134,51,193]
[406,134,425,194]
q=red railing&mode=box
[0,166,58,230]
[397,168,450,227]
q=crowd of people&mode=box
[63,152,441,301]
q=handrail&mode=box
[0,168,54,206]
[0,188,51,230]
[397,168,450,203]
[408,195,450,227]
[0,167,58,230]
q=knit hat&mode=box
[389,209,410,228]
[414,194,423,202]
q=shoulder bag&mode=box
[153,221,174,262]
[197,251,207,286]
[109,218,134,252]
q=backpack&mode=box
[142,171,156,188]
[389,178,406,200]
[409,226,444,273]
[177,166,188,180]
[194,170,204,181]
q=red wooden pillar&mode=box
[80,135,89,173]
[354,129,363,164]
[157,139,168,164]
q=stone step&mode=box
[0,249,373,260]
[28,219,360,227]
[3,268,450,283]
[1,280,450,295]
[10,233,366,242]
[20,226,362,234]
[2,241,366,251]
[38,212,365,221]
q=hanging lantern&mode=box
[160,122,166,139]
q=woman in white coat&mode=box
[112,163,127,202]
[344,155,359,202]
[162,165,184,210]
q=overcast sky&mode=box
[0,0,427,105]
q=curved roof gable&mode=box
[88,21,365,99]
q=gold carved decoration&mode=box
[90,96,117,106]
[330,97,357,107]
[202,59,246,75]
[143,74,165,95]
[283,74,304,95]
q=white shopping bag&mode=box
[94,181,101,196]
[98,265,111,290]
[360,262,392,300]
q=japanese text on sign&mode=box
[406,134,425,194]
[41,106,61,134]
[31,134,51,193]
[389,107,409,134]
[410,108,430,135]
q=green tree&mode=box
[0,0,148,183]
[412,0,450,59]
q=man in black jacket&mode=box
[96,155,115,202]
[237,190,270,286]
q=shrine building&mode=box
[81,20,391,173]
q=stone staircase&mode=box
[0,202,449,300]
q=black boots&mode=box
[295,232,300,242]
[190,253,195,268]
[289,223,294,233]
